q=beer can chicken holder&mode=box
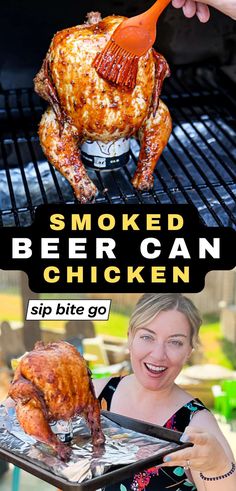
[81,138,131,171]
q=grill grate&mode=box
[0,67,235,227]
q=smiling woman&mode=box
[128,309,193,394]
[93,293,236,491]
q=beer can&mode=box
[50,419,73,443]
[81,137,130,171]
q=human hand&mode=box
[162,426,231,476]
[172,0,210,22]
[172,0,236,21]
[3,397,15,412]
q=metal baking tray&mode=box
[0,410,192,491]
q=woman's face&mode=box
[128,309,193,391]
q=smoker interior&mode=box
[0,1,236,228]
[0,66,235,228]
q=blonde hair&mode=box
[129,293,202,348]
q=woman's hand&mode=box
[172,0,210,22]
[162,426,231,476]
[3,397,15,409]
[172,0,236,21]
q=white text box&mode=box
[26,299,111,320]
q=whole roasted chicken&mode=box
[8,341,105,461]
[34,12,172,203]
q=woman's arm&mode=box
[162,409,236,491]
[172,0,236,22]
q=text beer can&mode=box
[81,138,130,171]
[50,419,73,443]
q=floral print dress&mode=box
[98,377,208,491]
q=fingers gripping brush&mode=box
[93,0,171,89]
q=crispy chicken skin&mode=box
[8,341,105,461]
[34,12,172,202]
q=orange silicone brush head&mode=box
[93,0,171,89]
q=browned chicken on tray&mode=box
[34,12,172,203]
[8,341,105,461]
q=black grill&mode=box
[0,67,235,228]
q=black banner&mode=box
[0,204,235,293]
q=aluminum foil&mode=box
[0,402,179,484]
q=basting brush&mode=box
[93,0,171,89]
